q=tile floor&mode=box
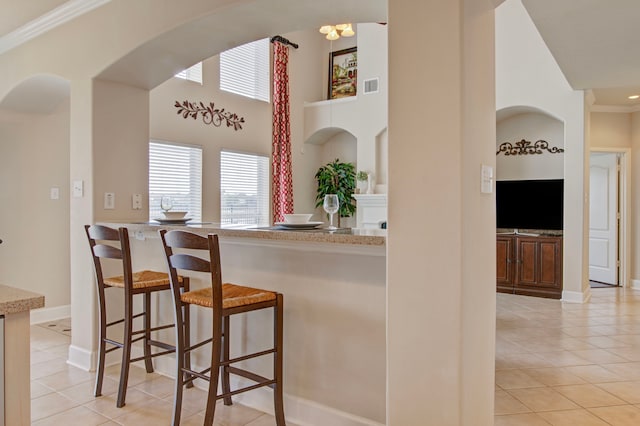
[496,287,640,425]
[30,286,640,425]
[29,318,287,425]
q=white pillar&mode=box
[68,79,150,370]
[387,0,496,424]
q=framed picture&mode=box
[328,47,357,100]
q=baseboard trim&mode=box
[30,304,71,325]
[631,279,640,290]
[152,360,384,426]
[228,376,384,426]
[562,288,591,303]
[67,344,94,372]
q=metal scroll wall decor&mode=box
[496,139,564,156]
[174,100,245,131]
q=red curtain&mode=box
[272,41,294,223]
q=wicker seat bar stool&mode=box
[159,229,285,426]
[85,224,191,408]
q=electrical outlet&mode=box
[50,187,60,200]
[104,192,115,209]
[73,180,83,198]
[132,194,142,210]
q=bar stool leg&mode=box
[117,293,134,408]
[274,294,286,426]
[182,279,194,389]
[172,300,186,426]
[143,292,154,373]
[94,291,107,397]
[203,313,223,426]
[222,316,232,406]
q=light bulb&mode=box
[335,23,349,31]
[326,29,340,41]
[341,24,355,37]
[319,25,333,35]
[628,95,640,100]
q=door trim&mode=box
[590,147,630,288]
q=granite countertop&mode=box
[101,222,386,247]
[0,284,45,315]
[496,228,563,237]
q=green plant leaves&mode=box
[315,159,356,221]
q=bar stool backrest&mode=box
[159,230,223,311]
[85,225,133,293]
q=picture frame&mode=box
[328,47,358,100]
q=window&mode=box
[220,38,270,102]
[220,150,270,227]
[149,140,203,221]
[175,62,203,84]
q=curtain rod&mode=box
[270,35,299,49]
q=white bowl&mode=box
[283,214,313,224]
[162,211,188,219]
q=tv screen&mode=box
[496,179,564,230]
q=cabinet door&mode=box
[515,237,539,286]
[538,238,562,289]
[496,237,514,291]
[514,236,563,298]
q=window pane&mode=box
[220,150,270,227]
[149,141,202,221]
[220,38,270,102]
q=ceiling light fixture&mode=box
[628,95,639,100]
[319,23,355,40]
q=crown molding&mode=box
[591,104,640,114]
[0,0,111,55]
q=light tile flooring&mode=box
[496,287,640,425]
[29,318,286,425]
[31,287,640,425]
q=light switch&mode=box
[481,164,494,194]
[132,194,142,210]
[50,187,60,200]
[104,192,115,209]
[73,180,83,198]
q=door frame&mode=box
[589,147,630,287]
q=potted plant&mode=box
[356,171,369,194]
[315,159,356,227]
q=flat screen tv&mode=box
[496,179,564,230]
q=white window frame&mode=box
[149,140,203,222]
[220,38,270,102]
[175,62,203,84]
[220,149,270,228]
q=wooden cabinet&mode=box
[496,234,563,299]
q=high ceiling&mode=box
[2,0,640,108]
[521,0,640,108]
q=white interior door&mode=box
[589,153,619,284]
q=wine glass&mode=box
[160,196,173,212]
[323,194,339,231]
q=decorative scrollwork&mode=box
[174,100,245,131]
[496,139,564,156]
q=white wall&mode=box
[631,111,640,283]
[496,112,564,180]
[0,101,70,309]
[496,0,588,301]
[591,112,631,149]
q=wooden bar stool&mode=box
[85,224,191,408]
[159,229,285,426]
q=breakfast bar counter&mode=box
[0,284,45,425]
[97,221,387,425]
